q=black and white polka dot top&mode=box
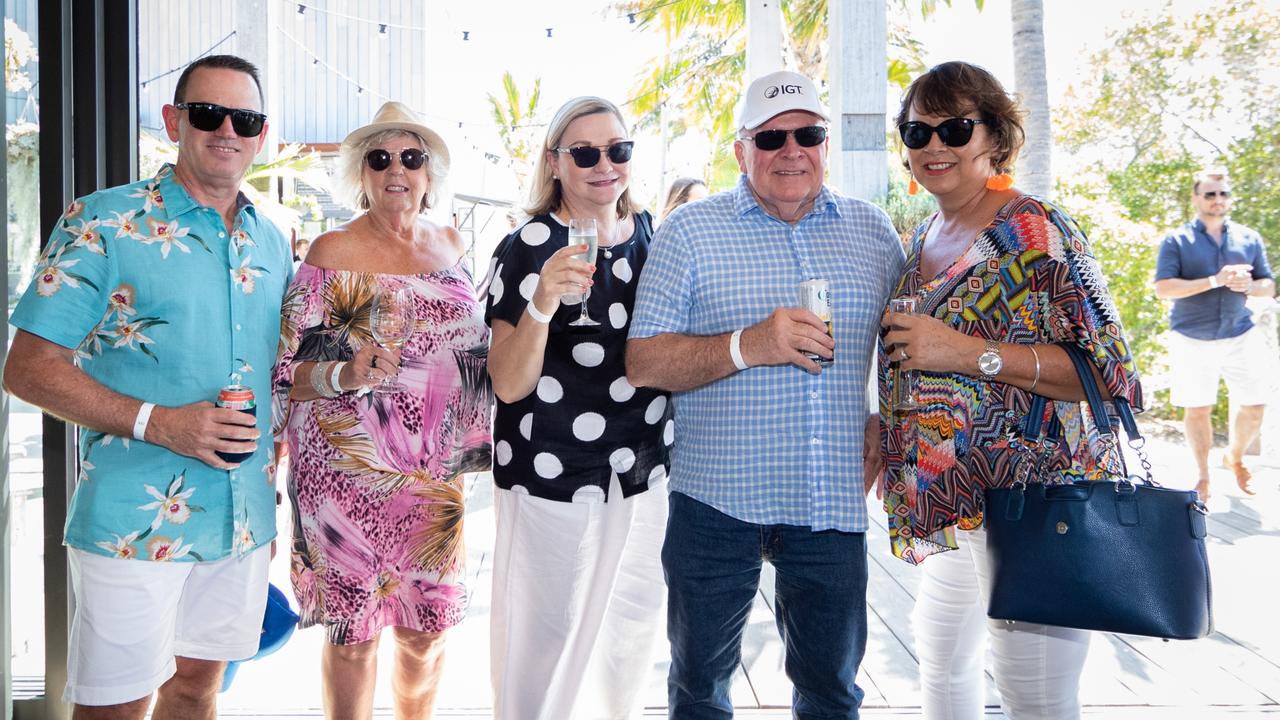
[483,211,672,503]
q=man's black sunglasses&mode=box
[898,118,987,150]
[176,102,267,138]
[365,148,428,172]
[553,141,635,169]
[746,126,827,151]
[1200,190,1232,199]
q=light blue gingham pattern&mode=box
[629,175,905,532]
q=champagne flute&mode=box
[568,218,601,329]
[888,296,921,416]
[370,287,415,393]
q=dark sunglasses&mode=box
[1200,190,1232,199]
[898,118,987,150]
[553,141,635,169]
[746,125,828,151]
[365,148,428,172]
[176,102,267,137]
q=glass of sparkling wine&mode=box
[888,296,921,414]
[370,287,415,393]
[568,218,600,328]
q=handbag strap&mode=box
[1017,343,1154,486]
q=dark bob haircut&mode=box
[895,61,1026,174]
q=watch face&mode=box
[979,351,1003,376]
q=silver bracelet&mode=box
[1028,345,1041,393]
[309,361,339,398]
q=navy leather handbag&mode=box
[984,343,1213,640]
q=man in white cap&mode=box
[4,55,290,719]
[627,70,903,718]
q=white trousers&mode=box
[490,477,668,720]
[913,526,1091,720]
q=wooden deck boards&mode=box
[209,429,1280,717]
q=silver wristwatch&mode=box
[978,340,1003,380]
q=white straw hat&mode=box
[341,101,450,174]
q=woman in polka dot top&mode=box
[482,96,673,720]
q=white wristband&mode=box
[1208,275,1219,289]
[729,329,749,371]
[526,302,554,324]
[133,402,155,441]
[330,361,346,393]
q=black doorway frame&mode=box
[13,2,137,718]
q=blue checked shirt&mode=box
[10,164,292,562]
[629,175,905,532]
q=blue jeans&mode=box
[663,491,868,720]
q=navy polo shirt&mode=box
[1155,219,1273,340]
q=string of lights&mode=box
[275,24,521,168]
[139,30,238,92]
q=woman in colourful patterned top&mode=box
[878,62,1143,719]
[273,101,492,720]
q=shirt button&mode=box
[219,231,226,238]
[811,437,821,445]
[810,391,819,399]
[235,323,242,332]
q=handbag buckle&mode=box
[1056,521,1069,535]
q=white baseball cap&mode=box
[735,70,829,132]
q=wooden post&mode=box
[828,0,887,201]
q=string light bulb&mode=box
[296,4,305,15]
[378,24,388,38]
[462,31,470,41]
[545,28,553,38]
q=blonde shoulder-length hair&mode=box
[524,96,644,219]
[334,129,446,213]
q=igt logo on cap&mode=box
[764,84,804,99]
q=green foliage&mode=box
[1057,0,1280,423]
[1226,118,1280,268]
[876,165,937,243]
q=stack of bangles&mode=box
[309,361,348,398]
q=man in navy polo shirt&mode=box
[1154,168,1275,501]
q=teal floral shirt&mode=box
[10,164,293,562]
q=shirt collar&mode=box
[1192,217,1230,236]
[731,174,840,221]
[156,163,257,220]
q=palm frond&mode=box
[407,477,466,574]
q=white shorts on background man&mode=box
[1167,326,1275,408]
[64,544,271,706]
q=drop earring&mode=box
[985,172,1014,191]
[907,176,920,196]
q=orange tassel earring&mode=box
[908,176,920,196]
[985,173,1014,191]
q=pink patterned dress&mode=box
[273,261,492,645]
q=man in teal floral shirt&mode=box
[3,55,291,718]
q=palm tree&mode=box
[1011,0,1051,196]
[486,71,544,195]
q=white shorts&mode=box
[64,544,271,707]
[1168,327,1275,408]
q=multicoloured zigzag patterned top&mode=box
[877,195,1144,565]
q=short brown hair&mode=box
[173,54,264,107]
[1192,166,1229,195]
[895,61,1025,174]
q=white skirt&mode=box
[490,474,669,720]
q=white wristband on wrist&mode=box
[1208,275,1219,289]
[133,402,155,441]
[329,361,346,393]
[729,329,749,371]
[526,302,554,324]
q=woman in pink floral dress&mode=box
[273,102,492,720]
